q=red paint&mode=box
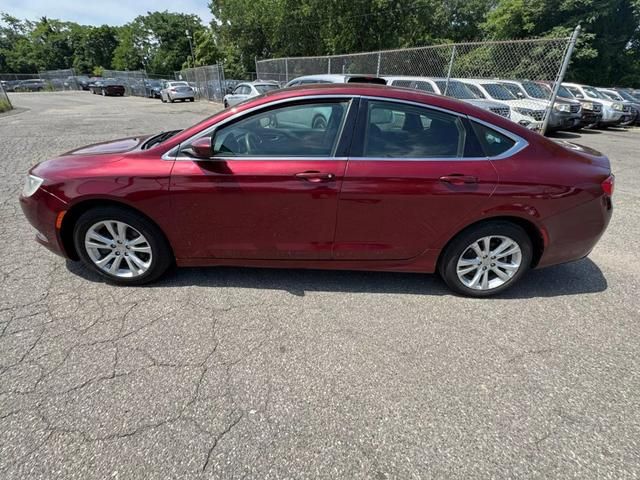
[20,84,613,274]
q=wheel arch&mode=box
[60,198,175,261]
[437,215,546,270]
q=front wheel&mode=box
[73,207,173,285]
[438,221,532,297]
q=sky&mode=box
[1,0,214,26]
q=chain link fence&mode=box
[256,31,581,133]
[102,70,150,97]
[174,64,226,101]
[0,70,81,92]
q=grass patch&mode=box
[0,99,12,113]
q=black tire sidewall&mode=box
[439,221,533,297]
[73,207,172,285]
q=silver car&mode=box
[223,82,280,108]
[160,81,195,103]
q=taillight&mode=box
[170,88,177,92]
[601,175,615,196]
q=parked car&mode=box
[90,79,125,96]
[144,80,163,99]
[538,82,603,129]
[597,88,639,126]
[499,80,582,131]
[66,75,92,90]
[14,79,47,92]
[562,83,627,128]
[160,81,195,103]
[223,81,280,108]
[457,79,544,129]
[1,80,21,92]
[19,83,613,297]
[284,74,387,87]
[384,76,511,119]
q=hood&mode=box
[62,136,150,156]
[501,98,548,110]
[464,98,509,110]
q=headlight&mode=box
[22,174,43,197]
[582,102,594,110]
[612,103,623,111]
[554,103,571,112]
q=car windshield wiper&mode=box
[142,130,182,150]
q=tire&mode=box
[73,207,173,286]
[223,100,229,108]
[102,90,106,96]
[438,221,533,297]
[170,96,175,103]
[189,98,194,102]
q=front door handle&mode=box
[439,174,478,185]
[295,171,335,183]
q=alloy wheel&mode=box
[456,235,522,291]
[84,220,152,278]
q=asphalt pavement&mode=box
[1,92,639,479]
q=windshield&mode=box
[501,83,526,98]
[435,80,478,99]
[616,90,637,102]
[583,87,606,99]
[522,82,551,99]
[255,84,279,94]
[171,82,188,87]
[482,83,517,100]
[557,85,574,98]
[601,90,623,101]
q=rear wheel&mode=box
[223,100,229,108]
[73,207,173,285]
[438,221,532,297]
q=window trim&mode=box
[168,95,358,161]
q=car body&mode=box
[19,83,614,297]
[1,79,21,92]
[14,79,47,92]
[223,82,280,108]
[160,81,195,103]
[539,82,603,128]
[284,74,388,87]
[597,88,639,126]
[562,83,626,127]
[68,76,92,90]
[90,79,126,96]
[144,80,163,99]
[500,80,582,131]
[457,79,544,130]
[384,76,511,119]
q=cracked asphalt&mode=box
[1,92,639,479]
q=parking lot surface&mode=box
[1,92,639,479]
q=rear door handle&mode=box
[439,174,478,185]
[295,171,335,182]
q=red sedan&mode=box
[19,83,613,296]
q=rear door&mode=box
[169,97,357,260]
[333,98,500,260]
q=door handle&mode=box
[295,171,335,182]
[439,174,478,185]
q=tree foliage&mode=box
[1,1,639,86]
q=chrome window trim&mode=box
[162,93,528,162]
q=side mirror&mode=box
[186,137,212,159]
[575,93,583,99]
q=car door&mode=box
[228,85,248,106]
[169,97,356,260]
[333,98,500,260]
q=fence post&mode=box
[328,57,331,74]
[541,24,581,135]
[443,46,457,96]
[376,52,382,76]
[285,58,289,83]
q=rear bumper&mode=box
[170,91,195,99]
[19,188,70,258]
[537,193,612,268]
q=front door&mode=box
[170,98,355,260]
[334,98,500,260]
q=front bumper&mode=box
[19,188,70,258]
[579,112,602,127]
[547,111,581,131]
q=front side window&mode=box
[360,100,465,158]
[391,80,413,88]
[210,100,350,157]
[435,81,477,99]
[521,82,550,100]
[501,83,526,98]
[557,85,574,98]
[413,81,435,93]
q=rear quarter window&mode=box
[471,122,516,157]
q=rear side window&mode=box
[466,84,485,99]
[413,81,435,93]
[359,100,465,158]
[471,122,516,157]
[391,80,412,88]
